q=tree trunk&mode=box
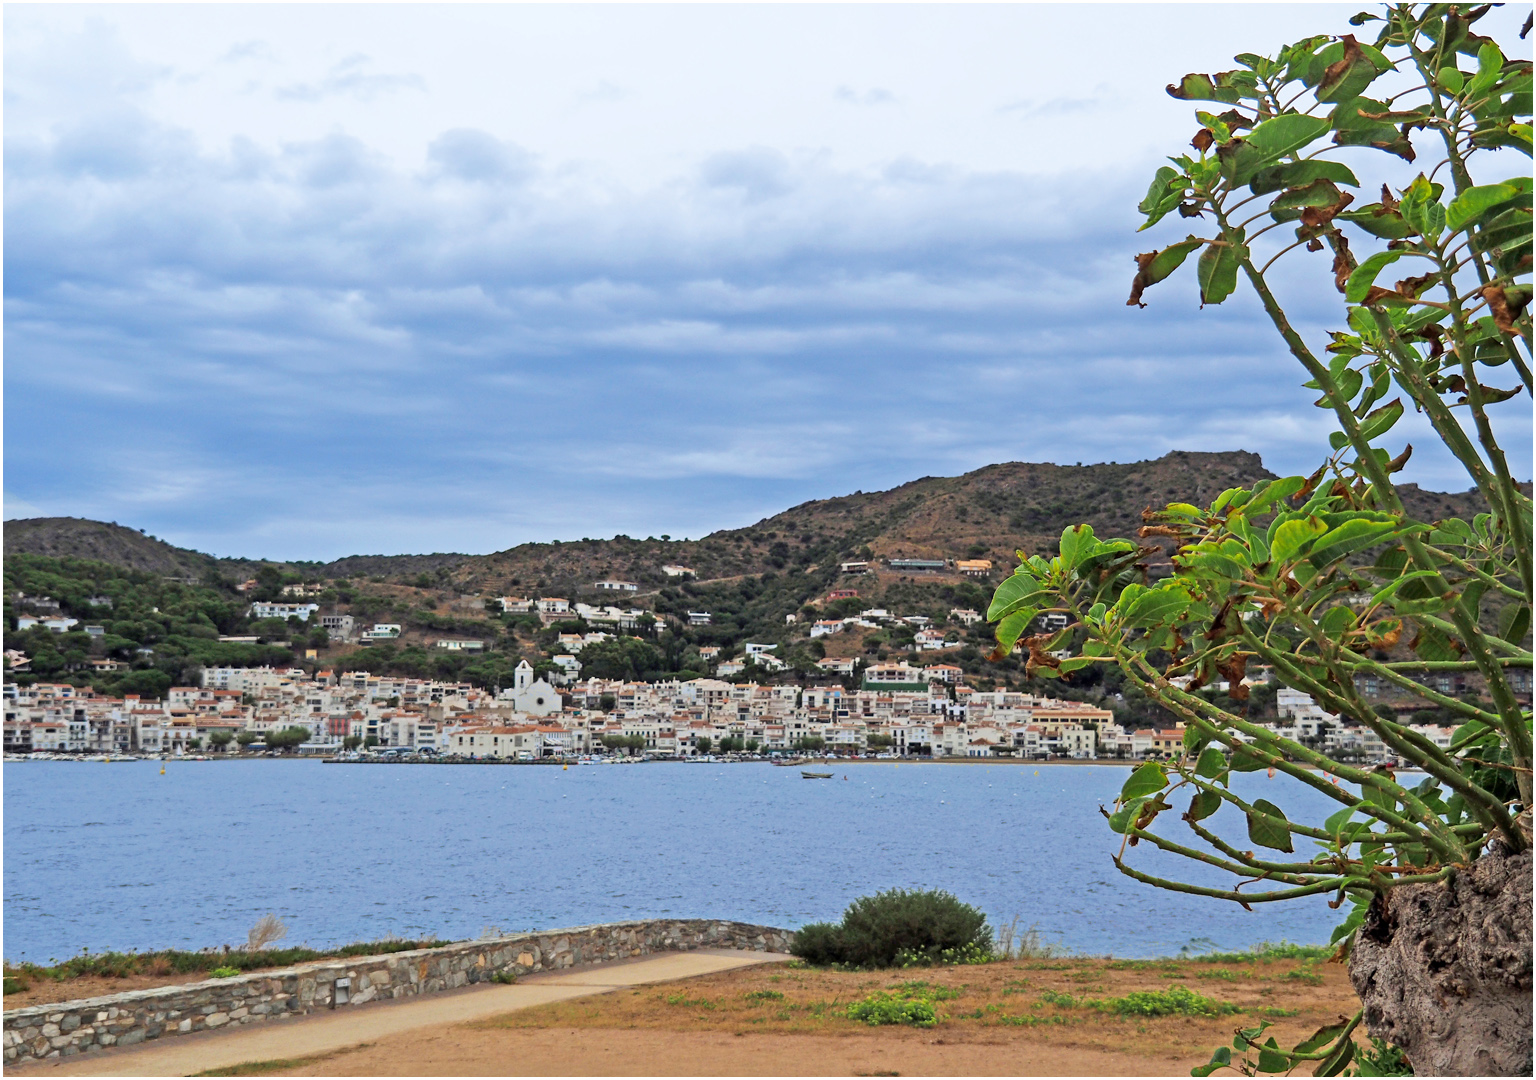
[1348,841,1532,1076]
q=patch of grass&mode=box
[1249,1006,1301,1018]
[995,1012,1073,1026]
[888,980,959,1001]
[208,967,240,979]
[744,989,784,1002]
[1183,941,1330,964]
[1040,985,1237,1018]
[1194,968,1242,981]
[1099,987,1239,1018]
[845,991,938,1027]
[664,994,716,1009]
[1283,967,1324,986]
[4,938,454,985]
[490,971,518,985]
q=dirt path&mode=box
[261,951,1359,1077]
[267,1026,1197,1076]
[7,950,790,1078]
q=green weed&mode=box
[846,991,938,1027]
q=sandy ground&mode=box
[9,952,1359,1077]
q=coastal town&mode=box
[5,546,1515,766]
[2,658,1470,765]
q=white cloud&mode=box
[3,3,1528,558]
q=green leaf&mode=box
[1187,789,1223,821]
[1369,568,1440,607]
[1248,160,1359,195]
[1247,476,1306,512]
[1137,236,1204,291]
[1229,744,1270,773]
[1119,587,1192,628]
[1138,166,1180,214]
[1323,805,1358,835]
[1446,183,1521,233]
[1108,796,1147,834]
[1271,516,1328,562]
[1295,1019,1352,1056]
[1411,624,1460,662]
[992,609,1036,656]
[1330,96,1416,161]
[1167,72,1244,104]
[1246,798,1294,852]
[1358,398,1403,441]
[1398,175,1447,241]
[1317,39,1388,103]
[1319,605,1355,635]
[1344,250,1406,302]
[988,573,1050,621]
[1466,41,1506,99]
[1195,746,1228,778]
[1121,762,1169,801]
[1308,517,1401,568]
[1196,240,1246,306]
[1244,113,1333,158]
[1315,1032,1356,1075]
[1256,1045,1292,1074]
[1190,1046,1232,1077]
[1497,602,1531,645]
[1338,205,1415,240]
[1438,67,1465,95]
[1058,523,1098,572]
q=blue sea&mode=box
[3,760,1347,963]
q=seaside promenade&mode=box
[7,949,788,1077]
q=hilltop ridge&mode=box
[4,451,1488,594]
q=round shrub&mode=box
[788,921,845,966]
[790,889,992,969]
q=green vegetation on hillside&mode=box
[3,554,297,696]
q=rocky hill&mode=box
[2,519,228,579]
[5,452,1493,596]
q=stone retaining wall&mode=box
[3,919,793,1065]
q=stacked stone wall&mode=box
[3,919,792,1065]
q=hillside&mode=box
[3,450,1508,717]
[2,519,228,579]
[5,452,1493,595]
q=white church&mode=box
[496,660,562,717]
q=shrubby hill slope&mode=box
[6,452,1490,595]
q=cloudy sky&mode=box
[5,4,1530,560]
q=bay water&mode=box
[3,760,1346,963]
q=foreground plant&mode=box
[791,889,993,969]
[990,5,1530,1075]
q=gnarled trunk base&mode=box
[1348,844,1532,1076]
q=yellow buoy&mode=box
[562,764,568,771]
[160,764,166,775]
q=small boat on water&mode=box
[801,771,834,779]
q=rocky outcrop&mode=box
[1348,845,1532,1076]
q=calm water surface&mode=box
[3,760,1346,962]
